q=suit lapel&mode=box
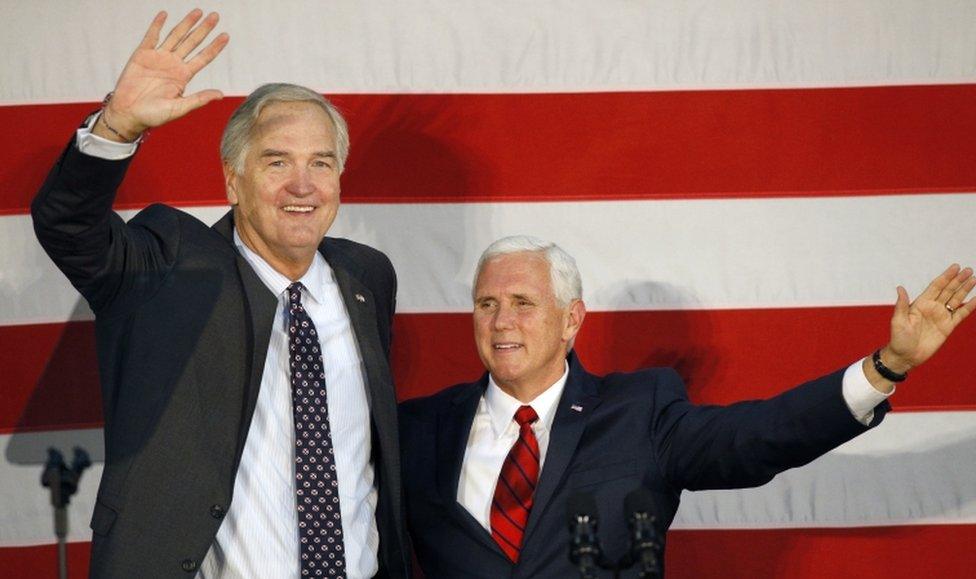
[324,246,393,412]
[523,353,601,543]
[213,212,279,457]
[322,241,407,544]
[436,378,506,556]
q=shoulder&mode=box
[128,203,211,232]
[129,204,234,254]
[323,237,396,290]
[399,380,482,422]
[324,237,394,273]
[597,366,689,403]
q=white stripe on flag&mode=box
[4,193,975,325]
[3,1,976,104]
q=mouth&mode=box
[282,205,316,214]
[493,343,523,352]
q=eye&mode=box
[268,159,285,167]
[312,158,335,169]
[476,300,497,312]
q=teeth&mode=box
[283,206,314,213]
[494,344,521,349]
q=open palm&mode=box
[106,10,228,136]
[887,264,975,369]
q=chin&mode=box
[487,364,523,386]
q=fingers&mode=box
[174,12,220,58]
[946,273,976,312]
[919,263,961,302]
[955,297,976,322]
[187,32,230,75]
[138,11,167,49]
[935,264,971,303]
[159,9,204,51]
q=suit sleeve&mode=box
[31,137,179,315]
[650,367,889,491]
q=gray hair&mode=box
[473,235,583,307]
[220,83,350,174]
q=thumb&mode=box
[894,285,910,320]
[172,89,224,118]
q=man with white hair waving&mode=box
[399,234,974,578]
[32,10,408,578]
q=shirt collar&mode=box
[485,362,569,439]
[233,228,334,304]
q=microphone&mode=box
[567,493,604,578]
[623,488,660,578]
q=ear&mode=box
[562,299,586,344]
[222,161,240,206]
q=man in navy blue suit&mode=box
[400,235,974,578]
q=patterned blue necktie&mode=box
[287,282,346,578]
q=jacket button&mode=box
[210,504,226,519]
[181,558,197,572]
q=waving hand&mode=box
[95,10,229,142]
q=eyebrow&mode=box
[258,149,337,159]
[474,293,534,303]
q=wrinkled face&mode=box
[224,101,341,273]
[473,252,584,396]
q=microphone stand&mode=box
[41,447,91,579]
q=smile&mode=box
[493,343,522,350]
[282,205,316,213]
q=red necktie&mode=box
[490,405,541,563]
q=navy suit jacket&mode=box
[399,352,887,578]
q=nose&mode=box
[285,166,316,197]
[492,304,516,330]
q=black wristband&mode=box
[872,349,908,382]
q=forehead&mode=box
[250,101,335,143]
[475,252,553,297]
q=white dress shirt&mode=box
[458,360,890,530]
[74,126,379,578]
[457,364,569,529]
[197,234,378,579]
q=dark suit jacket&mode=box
[32,138,409,578]
[400,352,888,578]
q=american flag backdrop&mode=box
[1,1,975,577]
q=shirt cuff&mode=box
[842,358,894,426]
[75,112,139,160]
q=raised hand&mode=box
[96,10,229,142]
[880,264,976,375]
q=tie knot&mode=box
[514,405,538,427]
[287,282,305,305]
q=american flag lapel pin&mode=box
[355,293,366,303]
[570,404,583,413]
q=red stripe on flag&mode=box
[666,525,976,578]
[0,542,91,579]
[4,306,974,432]
[0,321,103,434]
[391,307,976,409]
[3,85,976,214]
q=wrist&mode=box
[878,346,912,375]
[93,92,145,143]
[871,346,912,383]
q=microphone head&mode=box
[567,492,599,526]
[624,487,656,518]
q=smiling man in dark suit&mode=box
[32,10,408,578]
[399,235,974,578]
